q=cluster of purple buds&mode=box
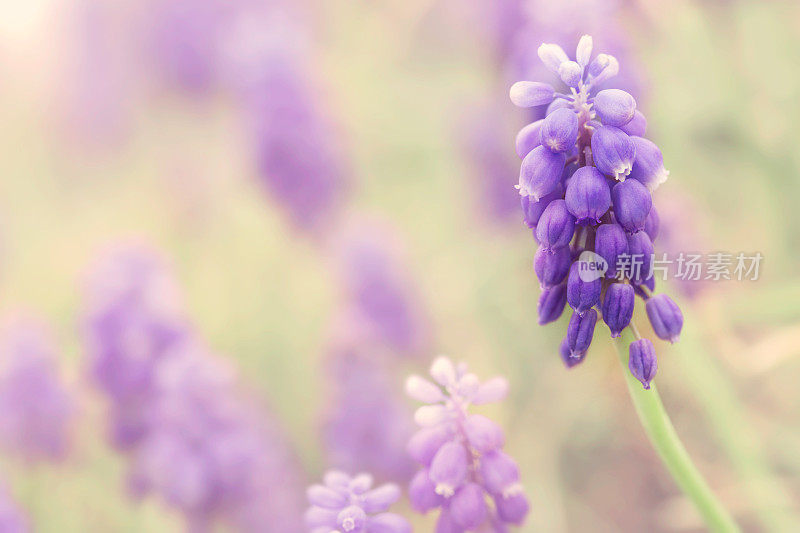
[510,36,683,389]
[305,471,411,533]
[406,357,529,530]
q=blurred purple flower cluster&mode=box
[82,244,304,531]
[335,226,431,356]
[242,35,350,235]
[82,245,189,448]
[0,316,74,463]
[406,357,529,530]
[61,0,349,236]
[510,36,682,388]
[321,224,431,483]
[305,471,410,533]
[322,342,416,484]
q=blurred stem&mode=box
[612,331,740,533]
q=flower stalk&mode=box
[613,328,739,533]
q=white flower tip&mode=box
[472,377,509,404]
[502,483,525,499]
[508,82,525,106]
[652,168,669,190]
[405,375,444,403]
[435,483,455,498]
[457,373,480,398]
[537,43,569,73]
[405,375,422,393]
[429,356,456,386]
[576,35,593,67]
[414,405,446,426]
[558,61,582,87]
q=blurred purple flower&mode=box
[0,483,28,533]
[457,102,521,222]
[213,5,351,235]
[406,357,530,529]
[82,244,190,449]
[305,471,410,533]
[336,224,430,356]
[0,316,74,463]
[245,51,350,234]
[144,0,228,94]
[322,343,416,483]
[319,223,431,482]
[82,244,305,531]
[128,342,305,531]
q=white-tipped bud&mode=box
[589,54,619,87]
[405,375,445,403]
[414,405,448,426]
[471,377,509,404]
[537,43,569,73]
[576,35,593,67]
[558,61,582,88]
[429,356,456,386]
[509,81,555,108]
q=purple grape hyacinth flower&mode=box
[591,125,636,180]
[629,339,658,389]
[406,357,530,529]
[565,166,611,225]
[305,471,411,533]
[533,245,571,289]
[535,199,576,250]
[645,294,684,343]
[518,145,566,200]
[537,283,568,325]
[510,36,683,388]
[0,316,74,463]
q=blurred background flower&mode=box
[0,315,73,463]
[0,0,798,531]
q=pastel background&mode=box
[0,0,798,531]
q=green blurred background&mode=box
[0,0,799,531]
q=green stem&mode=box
[613,330,740,533]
